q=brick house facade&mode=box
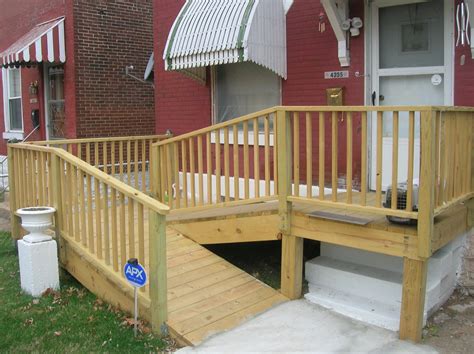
[0,0,155,156]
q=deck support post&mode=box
[277,109,303,299]
[149,210,168,335]
[399,257,428,342]
[7,145,21,240]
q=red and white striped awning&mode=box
[1,17,66,67]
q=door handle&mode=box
[371,91,376,106]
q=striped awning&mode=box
[163,0,287,80]
[1,17,66,67]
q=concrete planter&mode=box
[16,207,56,243]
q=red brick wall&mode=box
[153,0,212,136]
[74,0,155,138]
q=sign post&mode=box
[124,258,147,337]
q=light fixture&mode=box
[341,17,364,37]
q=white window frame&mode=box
[210,65,281,147]
[2,67,24,140]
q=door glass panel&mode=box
[47,66,65,139]
[379,0,444,68]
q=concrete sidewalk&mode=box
[177,299,437,353]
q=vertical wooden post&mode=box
[399,257,428,342]
[150,144,161,200]
[50,152,65,264]
[7,145,21,240]
[277,110,303,299]
[149,210,168,335]
[418,109,436,258]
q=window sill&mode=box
[3,131,24,140]
[210,131,274,147]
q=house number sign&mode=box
[324,70,349,79]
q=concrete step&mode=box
[305,284,405,331]
[305,256,403,304]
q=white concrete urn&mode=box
[16,207,56,243]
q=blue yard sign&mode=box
[124,259,147,288]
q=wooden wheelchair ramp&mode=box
[165,228,287,345]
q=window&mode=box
[2,68,23,138]
[213,62,280,124]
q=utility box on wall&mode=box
[326,87,344,106]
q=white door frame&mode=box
[43,63,52,141]
[366,0,454,190]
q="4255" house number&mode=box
[324,70,349,79]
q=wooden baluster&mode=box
[406,111,415,211]
[243,122,249,199]
[206,133,212,204]
[331,111,338,202]
[94,142,99,168]
[434,112,441,203]
[142,140,147,192]
[29,150,36,206]
[361,112,368,206]
[346,112,353,204]
[134,140,139,189]
[119,141,124,182]
[181,140,188,207]
[102,182,110,265]
[138,203,145,276]
[78,167,86,246]
[224,127,230,202]
[86,172,94,252]
[66,162,74,235]
[391,111,399,209]
[103,141,108,174]
[127,140,131,185]
[111,188,118,272]
[215,131,221,202]
[293,112,300,197]
[174,142,180,208]
[165,144,173,207]
[306,113,313,198]
[264,116,270,197]
[38,152,45,205]
[159,146,166,204]
[253,118,260,198]
[111,141,116,177]
[128,198,135,257]
[86,143,91,165]
[72,165,80,242]
[319,112,325,201]
[198,135,204,205]
[376,111,383,207]
[119,192,126,266]
[95,177,102,259]
[189,138,196,207]
[77,143,82,162]
[437,112,446,207]
[67,144,73,155]
[233,125,240,200]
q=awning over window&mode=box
[163,0,287,80]
[1,17,66,67]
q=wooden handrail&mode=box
[31,134,170,146]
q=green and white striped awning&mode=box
[163,0,288,81]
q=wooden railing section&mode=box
[8,143,169,333]
[31,135,170,193]
[433,108,474,216]
[153,108,278,210]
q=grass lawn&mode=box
[0,231,171,352]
